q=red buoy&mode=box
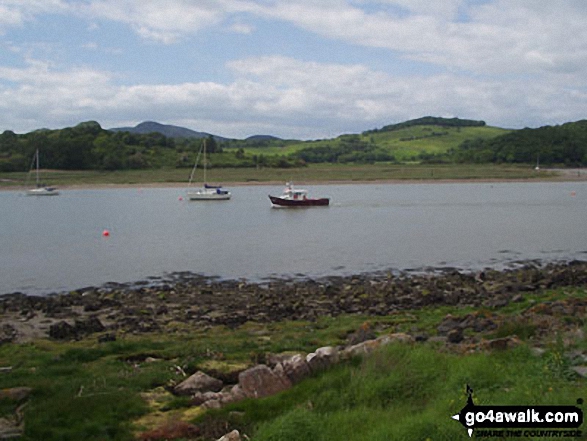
[102,229,110,237]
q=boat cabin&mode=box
[284,187,308,200]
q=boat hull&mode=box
[269,195,329,207]
[187,190,231,201]
[26,187,59,196]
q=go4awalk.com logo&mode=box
[451,385,583,438]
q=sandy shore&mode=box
[2,169,586,191]
[0,168,587,191]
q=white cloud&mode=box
[4,0,587,80]
[0,0,70,31]
[26,1,583,82]
[242,0,587,80]
[79,0,268,43]
[228,21,255,34]
[2,54,584,138]
[83,0,225,43]
[0,1,586,137]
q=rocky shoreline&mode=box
[1,260,586,344]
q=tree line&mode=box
[293,135,395,164]
[441,120,587,166]
[2,119,586,172]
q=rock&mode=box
[98,333,116,343]
[447,328,464,344]
[0,387,32,402]
[280,354,311,384]
[190,391,222,405]
[306,346,338,372]
[0,324,17,345]
[0,417,23,440]
[227,384,246,403]
[49,317,106,340]
[437,314,462,335]
[531,347,546,357]
[266,352,298,368]
[346,322,377,345]
[174,371,223,396]
[484,296,510,308]
[376,332,415,345]
[49,321,76,340]
[427,336,448,344]
[74,316,105,335]
[238,364,292,399]
[481,336,522,351]
[341,339,381,359]
[201,399,223,410]
[200,384,248,409]
[216,430,241,441]
[137,420,200,440]
[571,366,587,378]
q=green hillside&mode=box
[238,124,509,162]
[4,117,587,172]
[359,124,509,162]
[449,120,587,165]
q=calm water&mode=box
[1,182,586,296]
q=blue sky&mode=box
[0,0,586,139]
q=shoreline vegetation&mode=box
[1,261,587,440]
[1,163,586,190]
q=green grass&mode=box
[218,343,585,441]
[239,125,510,160]
[1,287,586,440]
[364,125,510,161]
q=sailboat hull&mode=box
[186,140,231,201]
[187,189,231,200]
[26,149,59,196]
[26,187,59,196]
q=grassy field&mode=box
[0,163,558,188]
[1,286,586,440]
[240,125,510,159]
[365,125,510,161]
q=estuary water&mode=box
[1,181,586,296]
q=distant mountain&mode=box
[109,121,229,141]
[245,135,282,141]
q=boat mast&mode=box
[203,139,207,184]
[35,149,40,187]
[187,142,204,187]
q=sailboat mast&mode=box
[203,139,207,184]
[36,149,40,187]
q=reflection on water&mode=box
[0,181,586,295]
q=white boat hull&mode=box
[26,187,59,196]
[187,189,231,200]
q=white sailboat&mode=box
[26,149,59,196]
[186,140,231,201]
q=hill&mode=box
[244,117,508,163]
[2,117,586,172]
[245,135,282,141]
[448,119,587,165]
[363,116,486,134]
[109,121,229,142]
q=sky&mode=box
[0,0,586,140]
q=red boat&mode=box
[269,182,329,207]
